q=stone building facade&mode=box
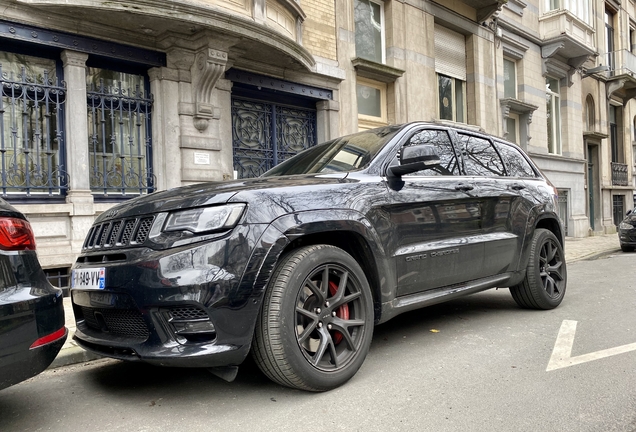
[0,0,633,290]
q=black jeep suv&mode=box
[71,122,566,391]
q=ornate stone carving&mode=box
[191,48,228,132]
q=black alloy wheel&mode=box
[510,228,567,309]
[252,245,374,391]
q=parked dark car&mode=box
[71,122,566,391]
[0,198,67,390]
[618,210,636,251]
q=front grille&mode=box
[80,306,150,340]
[168,306,208,321]
[83,216,154,251]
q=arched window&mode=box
[585,95,595,131]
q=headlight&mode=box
[619,221,634,230]
[163,204,245,234]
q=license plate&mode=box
[71,268,105,290]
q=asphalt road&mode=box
[1,252,635,432]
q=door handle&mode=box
[510,183,526,191]
[455,184,474,191]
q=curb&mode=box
[567,247,622,263]
[49,345,102,369]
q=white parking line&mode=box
[546,320,636,371]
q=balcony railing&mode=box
[611,162,628,186]
[605,50,636,77]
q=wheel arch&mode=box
[508,211,564,287]
[535,215,565,247]
[281,230,383,321]
[251,211,389,323]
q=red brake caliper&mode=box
[328,281,349,344]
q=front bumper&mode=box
[71,224,272,368]
[618,228,636,246]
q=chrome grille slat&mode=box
[98,222,111,247]
[108,221,122,245]
[82,216,154,251]
[120,220,136,245]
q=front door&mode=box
[384,128,484,296]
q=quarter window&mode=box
[458,134,505,177]
[493,141,538,178]
[354,0,385,64]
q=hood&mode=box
[95,173,349,222]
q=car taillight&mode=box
[0,217,36,251]
[29,327,67,349]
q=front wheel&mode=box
[510,228,567,310]
[252,245,374,391]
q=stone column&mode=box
[316,99,340,143]
[61,50,90,197]
[61,50,94,253]
[148,66,182,191]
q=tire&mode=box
[252,245,374,391]
[620,244,634,252]
[510,228,567,310]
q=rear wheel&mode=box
[252,245,374,391]
[510,229,566,310]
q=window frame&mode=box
[0,47,68,201]
[506,114,520,145]
[545,0,591,24]
[85,62,154,199]
[546,77,562,155]
[354,0,386,65]
[401,128,461,177]
[503,57,518,99]
[437,74,467,123]
[356,76,388,131]
[456,133,506,177]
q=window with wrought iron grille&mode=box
[613,194,625,226]
[86,67,153,197]
[0,51,68,198]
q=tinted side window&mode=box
[493,141,538,178]
[458,134,505,177]
[404,129,459,176]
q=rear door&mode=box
[383,127,484,297]
[453,132,531,278]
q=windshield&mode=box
[262,126,402,177]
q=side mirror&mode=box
[628,209,633,216]
[388,144,441,177]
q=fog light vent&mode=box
[168,306,208,321]
[172,320,216,335]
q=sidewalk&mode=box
[49,232,623,370]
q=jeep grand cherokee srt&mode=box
[71,122,566,391]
